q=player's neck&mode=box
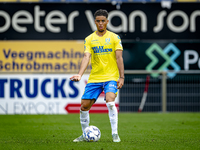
[96,30,107,37]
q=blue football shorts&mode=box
[81,80,118,101]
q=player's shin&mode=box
[80,110,90,132]
[106,102,118,135]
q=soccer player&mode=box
[70,9,124,142]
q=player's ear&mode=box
[107,19,109,24]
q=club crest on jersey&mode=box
[105,38,111,45]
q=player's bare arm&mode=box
[116,50,124,89]
[70,52,91,81]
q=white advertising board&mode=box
[0,74,119,114]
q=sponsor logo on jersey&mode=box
[91,39,99,44]
[92,46,112,54]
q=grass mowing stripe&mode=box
[0,113,200,150]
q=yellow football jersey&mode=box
[84,30,123,83]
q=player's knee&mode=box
[106,98,115,103]
[105,93,116,103]
[81,99,95,111]
[81,104,90,111]
[81,106,89,111]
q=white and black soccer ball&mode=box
[83,125,101,142]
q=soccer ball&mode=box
[83,126,101,142]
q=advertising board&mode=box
[0,3,199,40]
[0,74,119,114]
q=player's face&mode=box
[95,16,109,33]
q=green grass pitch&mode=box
[0,113,200,150]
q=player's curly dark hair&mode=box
[94,9,108,19]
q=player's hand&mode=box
[117,78,124,89]
[70,74,81,82]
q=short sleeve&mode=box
[84,38,91,54]
[114,35,123,51]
